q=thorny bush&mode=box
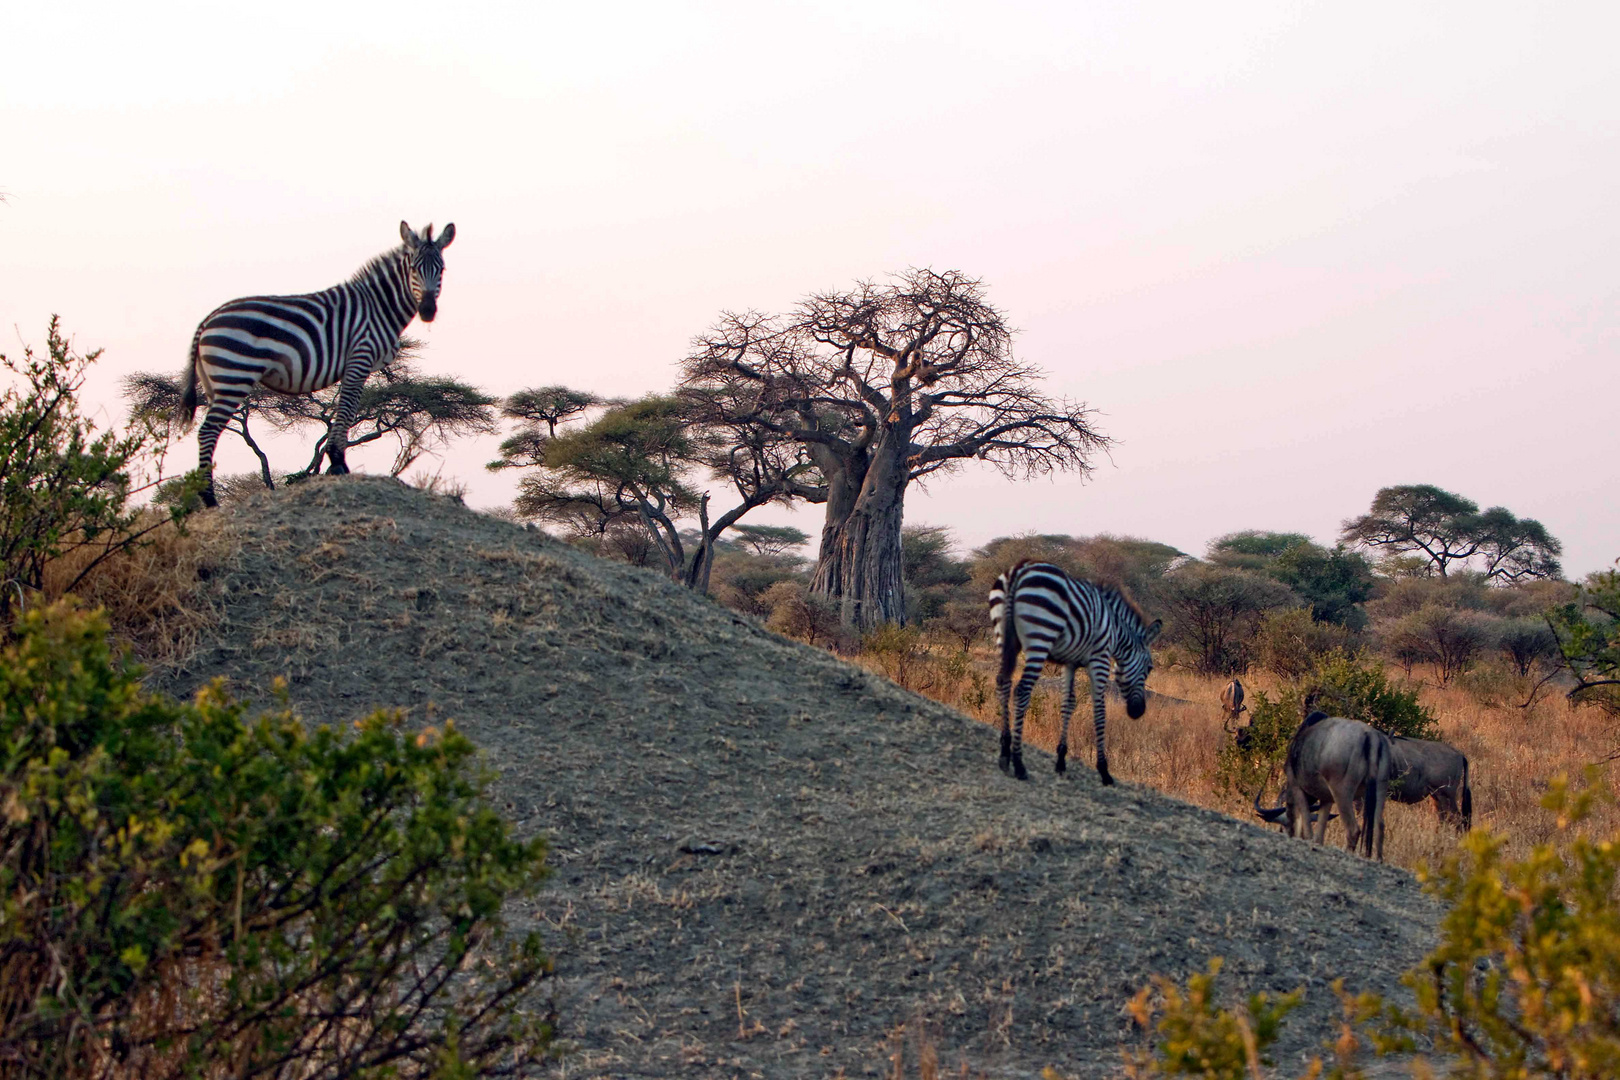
[1128,773,1620,1079]
[0,319,181,624]
[0,601,553,1079]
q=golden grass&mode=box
[39,508,239,668]
[859,644,1619,873]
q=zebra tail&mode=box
[997,565,1022,675]
[176,324,203,431]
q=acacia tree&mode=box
[487,386,613,471]
[682,269,1108,629]
[261,346,497,480]
[129,340,496,487]
[1342,484,1562,582]
[1476,506,1563,582]
[1549,561,1620,713]
[496,389,820,590]
[1341,485,1484,577]
[124,372,276,490]
[506,396,697,579]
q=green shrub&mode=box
[1124,958,1308,1079]
[1549,560,1620,717]
[1135,775,1620,1079]
[1371,771,1620,1078]
[1255,609,1352,680]
[0,601,552,1078]
[1215,685,1305,798]
[862,621,929,690]
[1217,652,1437,797]
[0,319,180,622]
[1307,651,1438,740]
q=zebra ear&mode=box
[437,223,455,249]
[400,221,418,248]
[1142,619,1163,645]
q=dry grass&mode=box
[39,508,239,668]
[858,643,1619,873]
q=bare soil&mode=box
[153,477,1438,1079]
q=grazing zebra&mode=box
[989,561,1162,784]
[176,221,456,507]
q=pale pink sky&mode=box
[3,3,1615,574]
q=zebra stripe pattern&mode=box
[989,560,1162,784]
[177,221,455,507]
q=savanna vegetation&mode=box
[12,278,1613,1080]
[4,322,554,1077]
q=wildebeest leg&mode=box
[1366,772,1388,861]
[1055,665,1078,775]
[1089,658,1113,786]
[1329,779,1361,853]
[1006,654,1045,781]
[1288,783,1313,841]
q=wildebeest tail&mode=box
[175,323,203,431]
[1461,759,1473,830]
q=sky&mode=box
[2,2,1615,575]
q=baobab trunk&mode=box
[810,436,908,630]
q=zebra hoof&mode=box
[1097,766,1115,787]
[200,489,218,509]
[1055,745,1067,775]
[998,755,1011,775]
[1013,758,1028,781]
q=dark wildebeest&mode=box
[1255,711,1392,860]
[1387,736,1472,830]
[1257,731,1474,838]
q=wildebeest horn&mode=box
[1253,785,1290,824]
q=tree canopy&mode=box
[1341,484,1562,582]
[680,269,1108,628]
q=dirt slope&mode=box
[154,477,1438,1079]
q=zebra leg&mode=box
[325,359,373,475]
[194,398,238,509]
[996,664,1014,773]
[995,617,1020,773]
[1089,659,1114,786]
[1008,654,1044,781]
[1056,665,1079,775]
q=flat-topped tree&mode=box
[499,387,821,591]
[489,386,615,471]
[256,341,497,480]
[682,269,1108,629]
[1342,484,1562,583]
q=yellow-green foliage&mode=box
[1125,958,1305,1079]
[1131,774,1620,1079]
[0,600,553,1079]
[1392,771,1620,1078]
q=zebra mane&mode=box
[1099,582,1150,633]
[349,245,408,285]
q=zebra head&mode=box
[400,221,456,322]
[1115,617,1163,719]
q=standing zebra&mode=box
[176,221,456,507]
[989,561,1162,784]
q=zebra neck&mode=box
[351,247,418,330]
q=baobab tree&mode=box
[681,269,1109,629]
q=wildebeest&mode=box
[1387,736,1472,830]
[1221,678,1254,750]
[1255,711,1392,860]
[1220,678,1246,723]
